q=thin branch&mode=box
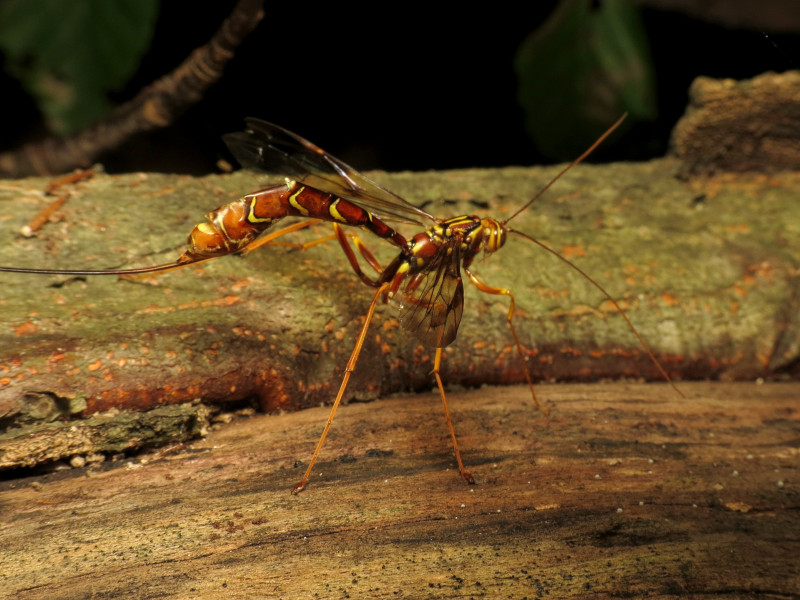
[0,0,265,177]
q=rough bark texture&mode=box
[1,158,799,469]
[671,71,800,176]
[1,382,798,599]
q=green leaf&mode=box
[0,0,159,134]
[515,0,656,160]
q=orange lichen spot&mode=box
[166,350,177,359]
[732,284,747,297]
[725,223,750,234]
[104,372,114,381]
[50,353,66,363]
[88,360,102,371]
[473,340,488,350]
[589,350,605,358]
[230,279,252,291]
[661,293,680,307]
[140,346,150,355]
[203,295,241,307]
[382,343,391,355]
[117,358,127,367]
[560,347,583,357]
[731,301,739,314]
[14,321,37,336]
[0,377,11,386]
[141,304,173,315]
[624,264,642,275]
[335,330,345,341]
[567,304,606,318]
[560,245,587,258]
[55,296,66,305]
[599,298,629,313]
[753,261,775,280]
[625,276,636,286]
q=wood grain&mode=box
[1,382,797,599]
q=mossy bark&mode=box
[1,160,799,468]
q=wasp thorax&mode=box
[407,231,436,259]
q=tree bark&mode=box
[671,71,800,175]
[1,160,799,468]
[0,382,797,599]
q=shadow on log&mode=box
[1,383,798,598]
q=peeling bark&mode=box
[671,71,800,175]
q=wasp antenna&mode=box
[508,228,684,398]
[503,113,628,225]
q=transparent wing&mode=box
[223,118,436,226]
[397,239,464,347]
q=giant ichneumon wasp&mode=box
[0,115,682,493]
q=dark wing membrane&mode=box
[223,118,435,226]
[397,239,464,347]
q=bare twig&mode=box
[0,0,264,178]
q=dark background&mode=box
[3,1,799,175]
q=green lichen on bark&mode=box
[0,160,798,468]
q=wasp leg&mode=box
[238,219,325,253]
[331,223,385,287]
[431,346,475,485]
[121,220,329,280]
[464,267,548,416]
[292,282,391,494]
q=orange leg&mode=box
[239,219,325,253]
[431,346,475,485]
[331,223,384,287]
[464,267,548,415]
[292,282,390,494]
[122,220,329,279]
[247,220,385,286]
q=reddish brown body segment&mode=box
[179,181,407,264]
